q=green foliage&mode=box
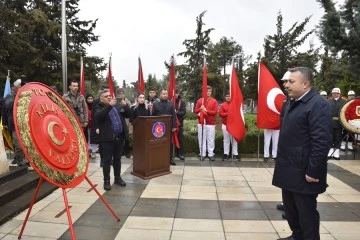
[0,0,104,94]
[317,0,360,94]
[261,11,318,88]
[182,114,264,154]
[177,11,214,102]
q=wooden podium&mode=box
[132,116,172,179]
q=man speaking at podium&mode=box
[152,89,177,166]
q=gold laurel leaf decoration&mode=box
[339,99,360,134]
[17,90,87,185]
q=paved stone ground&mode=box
[0,154,360,240]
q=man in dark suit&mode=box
[272,67,332,240]
[152,89,177,166]
[175,90,186,160]
[328,87,346,160]
[94,90,131,191]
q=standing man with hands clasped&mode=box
[272,67,332,240]
[152,89,177,166]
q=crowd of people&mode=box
[1,67,358,239]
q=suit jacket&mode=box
[94,101,130,142]
[152,99,176,129]
[272,88,332,194]
[328,98,346,128]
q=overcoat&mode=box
[272,88,332,194]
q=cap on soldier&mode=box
[348,90,355,96]
[13,79,22,87]
[320,91,327,96]
[331,88,341,94]
[281,71,291,81]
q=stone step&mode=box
[0,171,40,207]
[0,166,28,185]
[0,180,57,226]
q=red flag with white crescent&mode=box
[167,56,180,148]
[257,62,286,129]
[226,61,246,142]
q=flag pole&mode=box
[257,62,261,163]
[200,56,206,162]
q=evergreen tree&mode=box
[262,11,318,88]
[178,11,214,102]
[317,0,360,93]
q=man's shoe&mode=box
[282,213,287,219]
[209,156,215,161]
[11,159,18,164]
[170,160,176,165]
[114,178,126,187]
[276,203,284,211]
[277,235,295,240]
[233,155,240,161]
[104,182,111,191]
[264,157,269,162]
[222,154,228,161]
[177,154,185,160]
[125,154,131,158]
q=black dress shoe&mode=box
[177,154,185,160]
[264,157,269,162]
[104,182,111,191]
[114,178,126,187]
[276,203,284,211]
[233,155,240,161]
[282,213,287,219]
[209,156,215,161]
[11,159,18,164]
[170,160,176,165]
[222,154,228,161]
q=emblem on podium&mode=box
[152,122,166,138]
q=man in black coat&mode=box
[327,88,346,160]
[175,90,186,160]
[272,67,332,240]
[94,90,131,191]
[152,89,177,165]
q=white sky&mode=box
[78,0,326,85]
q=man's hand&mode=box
[305,175,319,183]
[120,99,127,106]
[172,128,177,132]
[96,128,99,134]
[109,98,117,106]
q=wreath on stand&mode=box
[339,98,360,134]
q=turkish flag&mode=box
[80,56,85,96]
[226,64,246,142]
[167,56,180,148]
[257,62,286,129]
[107,56,115,98]
[199,57,208,125]
[168,57,176,103]
[138,57,145,93]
